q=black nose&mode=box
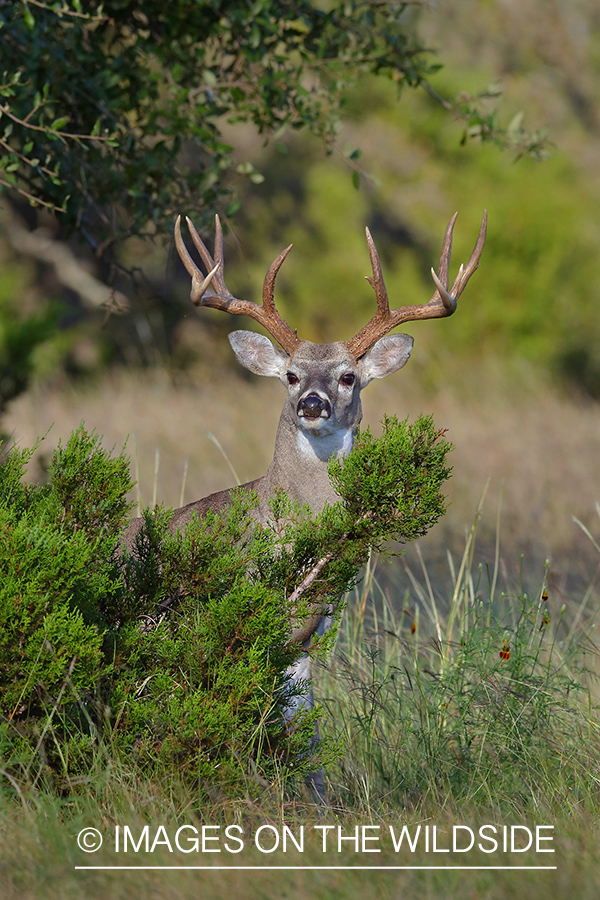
[298,393,330,419]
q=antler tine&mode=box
[213,213,224,268]
[430,210,487,309]
[365,226,390,317]
[428,211,460,313]
[174,214,300,355]
[184,214,216,272]
[448,209,487,297]
[435,211,458,295]
[346,211,487,360]
[185,214,232,303]
[174,215,221,305]
[262,243,293,312]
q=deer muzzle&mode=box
[297,393,331,419]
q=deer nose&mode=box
[298,393,331,419]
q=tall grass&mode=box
[318,502,600,819]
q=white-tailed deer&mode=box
[123,210,486,802]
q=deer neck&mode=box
[262,407,355,515]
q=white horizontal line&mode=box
[75,865,557,871]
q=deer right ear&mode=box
[228,330,289,377]
[358,333,414,385]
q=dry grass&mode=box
[3,355,600,580]
[4,804,597,900]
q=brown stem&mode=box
[0,104,116,141]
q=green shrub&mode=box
[0,415,452,799]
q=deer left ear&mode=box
[228,330,289,377]
[358,333,414,385]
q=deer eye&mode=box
[286,372,299,385]
[340,373,355,387]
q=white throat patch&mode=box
[296,426,353,463]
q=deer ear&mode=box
[228,330,288,377]
[358,333,414,385]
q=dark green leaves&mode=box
[0,1,433,247]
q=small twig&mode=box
[288,548,338,608]
[22,101,45,125]
[0,103,116,141]
[0,175,66,211]
[331,143,378,188]
[287,512,372,644]
[421,80,456,114]
[24,0,106,21]
[287,546,338,646]
[0,136,59,179]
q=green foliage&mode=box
[0,415,452,799]
[0,0,435,247]
[0,428,133,725]
[329,414,452,546]
[48,425,134,537]
[113,499,316,791]
[0,1,548,252]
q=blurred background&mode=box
[2,0,600,597]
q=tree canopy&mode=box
[0,0,543,253]
[0,1,434,249]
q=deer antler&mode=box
[346,211,487,360]
[174,214,300,355]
